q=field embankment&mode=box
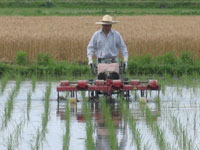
[0,16,200,63]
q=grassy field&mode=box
[0,0,200,16]
[0,8,200,16]
[0,16,200,62]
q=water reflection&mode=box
[56,100,161,150]
[91,102,127,150]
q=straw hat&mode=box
[96,15,119,25]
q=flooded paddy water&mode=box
[0,80,200,150]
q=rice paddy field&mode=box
[1,75,200,150]
[1,13,200,150]
[1,16,200,62]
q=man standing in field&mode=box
[87,15,129,70]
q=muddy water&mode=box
[0,81,200,150]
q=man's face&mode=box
[102,24,112,32]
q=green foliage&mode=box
[1,1,200,16]
[179,50,194,64]
[0,73,9,93]
[16,50,27,65]
[2,50,200,77]
[135,53,153,65]
[155,51,177,65]
[37,53,53,66]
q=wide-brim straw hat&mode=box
[96,15,119,25]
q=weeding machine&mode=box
[57,60,160,104]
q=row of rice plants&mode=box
[119,98,142,150]
[31,128,42,150]
[140,104,169,150]
[27,91,32,121]
[5,119,25,150]
[82,97,95,150]
[2,75,22,128]
[62,97,71,150]
[41,81,51,135]
[168,114,195,150]
[100,99,118,150]
[32,75,37,92]
[30,81,51,150]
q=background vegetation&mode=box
[0,1,200,77]
[1,50,200,77]
[1,16,200,63]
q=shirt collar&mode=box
[100,29,113,35]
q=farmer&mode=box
[87,15,129,70]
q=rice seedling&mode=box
[29,81,52,150]
[3,86,16,128]
[100,99,118,150]
[143,141,152,150]
[82,97,95,150]
[27,91,32,121]
[6,134,14,150]
[193,111,197,136]
[31,128,42,150]
[155,97,161,112]
[32,75,37,92]
[0,73,9,93]
[41,81,51,136]
[15,74,22,93]
[2,75,22,128]
[144,106,169,150]
[5,119,25,150]
[63,97,71,150]
[119,98,142,150]
[168,114,195,150]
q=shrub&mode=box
[16,50,27,65]
[135,53,152,65]
[179,50,194,64]
[37,53,52,66]
[155,51,177,65]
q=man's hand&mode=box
[124,62,128,70]
[88,57,93,66]
[88,57,96,75]
[123,57,128,70]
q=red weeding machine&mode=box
[57,62,160,104]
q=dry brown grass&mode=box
[0,16,200,62]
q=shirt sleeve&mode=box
[117,33,128,60]
[87,32,97,59]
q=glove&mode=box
[88,57,93,66]
[123,57,128,70]
[124,62,128,70]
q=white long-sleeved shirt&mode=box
[87,29,128,61]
